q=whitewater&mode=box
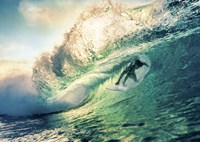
[0,0,200,141]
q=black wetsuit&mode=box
[115,60,148,85]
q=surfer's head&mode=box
[135,59,142,64]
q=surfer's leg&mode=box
[115,71,126,85]
[123,73,130,85]
[129,72,137,82]
[132,73,137,82]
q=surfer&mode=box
[115,59,149,86]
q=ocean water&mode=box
[0,0,200,142]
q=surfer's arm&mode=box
[142,62,149,67]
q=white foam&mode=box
[0,60,90,116]
[46,84,87,112]
[0,73,47,116]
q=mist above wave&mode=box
[0,61,48,116]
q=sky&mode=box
[0,0,153,61]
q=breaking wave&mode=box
[0,0,199,117]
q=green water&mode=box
[1,0,200,141]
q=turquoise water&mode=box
[0,0,200,141]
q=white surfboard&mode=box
[106,85,129,92]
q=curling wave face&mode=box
[0,0,199,119]
[0,0,200,141]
